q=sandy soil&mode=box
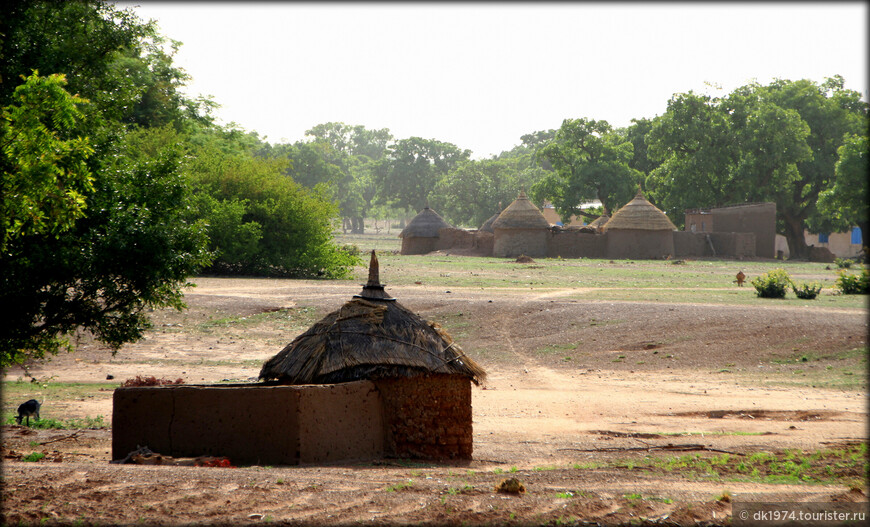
[2,276,868,526]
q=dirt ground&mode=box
[2,273,868,526]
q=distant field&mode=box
[334,230,402,253]
[332,232,868,309]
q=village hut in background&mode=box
[260,251,485,460]
[602,189,676,259]
[398,207,453,255]
[587,214,610,231]
[479,212,500,233]
[492,191,550,258]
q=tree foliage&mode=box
[375,137,470,215]
[817,133,869,249]
[532,118,642,223]
[429,149,547,228]
[0,73,94,250]
[645,77,866,256]
[0,1,354,368]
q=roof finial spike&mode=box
[367,250,380,287]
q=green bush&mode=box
[834,257,853,269]
[751,269,793,299]
[792,282,822,300]
[22,452,46,462]
[836,268,869,295]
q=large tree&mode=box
[532,118,642,223]
[0,1,212,368]
[816,133,869,250]
[645,77,866,257]
[375,137,470,216]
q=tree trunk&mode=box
[782,212,809,260]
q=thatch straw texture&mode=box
[587,214,609,229]
[602,191,676,231]
[259,251,486,385]
[479,212,499,233]
[399,207,452,238]
[491,191,549,230]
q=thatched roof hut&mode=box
[602,190,676,232]
[602,190,676,259]
[259,251,486,385]
[491,191,549,230]
[399,207,452,238]
[587,214,610,230]
[492,191,549,257]
[479,212,500,233]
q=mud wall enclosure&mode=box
[113,376,473,465]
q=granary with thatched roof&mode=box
[492,191,551,258]
[398,207,453,255]
[112,252,485,465]
[602,189,677,259]
[261,251,486,460]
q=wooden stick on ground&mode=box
[39,430,83,446]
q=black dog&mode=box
[16,399,41,426]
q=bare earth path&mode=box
[2,276,868,526]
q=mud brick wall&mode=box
[374,374,472,460]
[606,229,675,260]
[400,236,438,255]
[712,203,776,258]
[113,381,383,465]
[547,230,606,258]
[493,228,548,258]
[436,227,475,250]
[673,231,714,257]
[709,232,756,258]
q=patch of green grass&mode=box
[384,480,414,492]
[4,414,109,429]
[533,465,558,472]
[626,444,867,486]
[22,452,46,462]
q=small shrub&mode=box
[792,282,822,300]
[750,269,792,298]
[835,257,853,269]
[22,452,46,462]
[836,268,869,295]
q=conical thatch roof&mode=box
[587,214,609,229]
[491,191,549,230]
[602,190,676,231]
[259,251,486,385]
[479,212,500,233]
[399,207,452,238]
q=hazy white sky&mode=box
[119,2,868,159]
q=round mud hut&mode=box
[260,251,486,460]
[602,190,676,259]
[492,191,550,258]
[398,207,453,255]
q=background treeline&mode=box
[1,1,867,366]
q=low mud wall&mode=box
[113,381,383,465]
[709,232,756,258]
[374,374,472,460]
[113,377,474,465]
[547,230,606,258]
